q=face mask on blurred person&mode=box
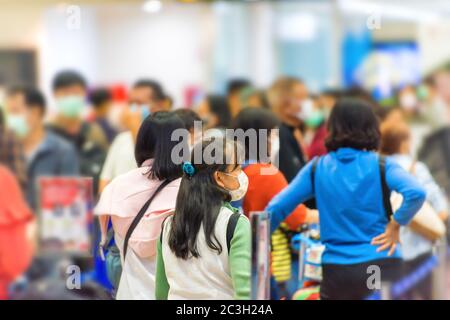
[107,104,125,131]
[305,110,325,128]
[417,85,429,101]
[130,103,151,122]
[56,95,85,118]
[296,98,314,120]
[6,114,29,138]
[222,171,249,202]
[400,93,418,110]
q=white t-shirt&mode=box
[100,131,137,182]
[161,206,236,300]
[114,233,157,300]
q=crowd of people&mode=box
[1,68,450,300]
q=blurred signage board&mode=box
[37,177,93,256]
[0,49,37,88]
[250,211,270,300]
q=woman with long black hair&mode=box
[266,98,426,300]
[95,111,184,300]
[155,138,251,300]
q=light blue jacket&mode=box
[390,154,448,261]
[266,148,426,265]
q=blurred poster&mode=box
[37,177,93,256]
[355,42,421,99]
[250,211,270,300]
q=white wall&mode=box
[95,3,214,106]
[39,6,99,106]
[3,1,450,106]
[418,21,450,74]
[0,5,42,48]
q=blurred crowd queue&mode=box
[1,67,450,300]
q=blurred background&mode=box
[2,0,450,300]
[1,0,450,106]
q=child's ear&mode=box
[214,171,226,189]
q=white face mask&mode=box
[400,93,418,110]
[223,171,249,202]
[297,98,314,120]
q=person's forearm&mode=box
[98,215,109,245]
[266,162,314,232]
[99,179,110,194]
[393,188,426,225]
[387,161,427,225]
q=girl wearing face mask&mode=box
[155,138,251,300]
[232,108,317,299]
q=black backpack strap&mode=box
[226,212,241,254]
[379,155,394,220]
[123,179,172,259]
[303,157,320,209]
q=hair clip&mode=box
[182,161,196,178]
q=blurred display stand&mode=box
[9,177,112,299]
[37,177,93,256]
[250,211,271,300]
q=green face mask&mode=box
[417,85,429,101]
[56,96,85,118]
[305,110,325,128]
[6,114,29,138]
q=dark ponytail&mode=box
[168,138,239,259]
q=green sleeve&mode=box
[229,215,251,300]
[155,238,169,300]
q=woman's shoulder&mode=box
[96,167,181,215]
[220,205,249,222]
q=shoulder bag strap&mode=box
[226,212,242,254]
[379,155,394,220]
[123,179,172,259]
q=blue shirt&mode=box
[266,148,426,265]
[26,131,80,210]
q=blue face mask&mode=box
[130,104,151,122]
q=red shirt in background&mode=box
[242,163,306,230]
[307,124,328,159]
[0,166,34,299]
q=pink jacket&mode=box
[95,160,180,258]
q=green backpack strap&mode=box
[223,202,241,255]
